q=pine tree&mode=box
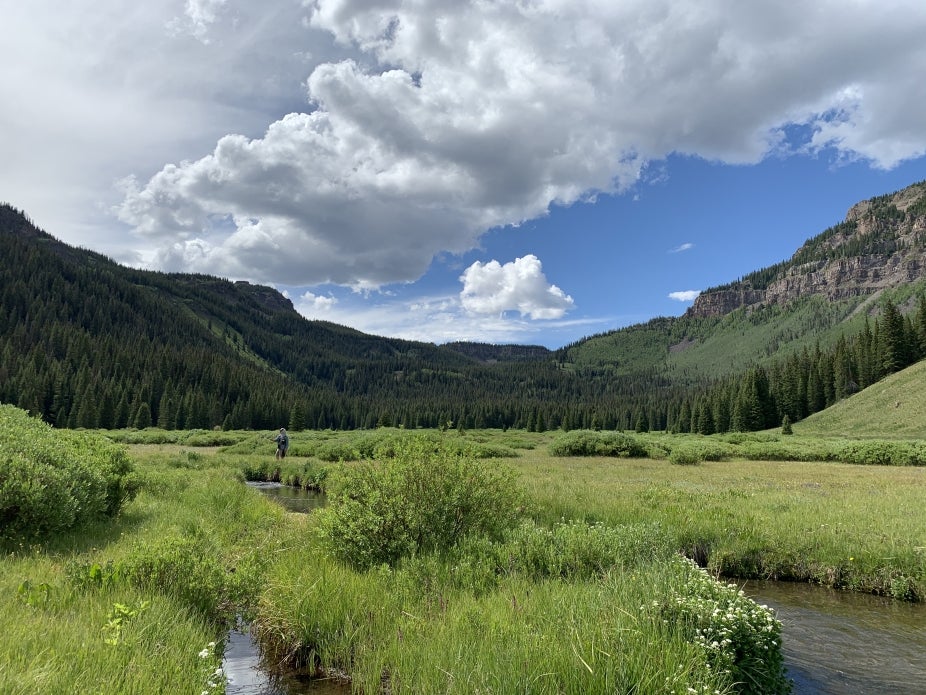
[879,300,906,374]
[133,402,152,429]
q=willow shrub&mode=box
[0,404,137,540]
[549,430,649,457]
[837,439,926,466]
[317,434,524,570]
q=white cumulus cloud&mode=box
[459,255,574,320]
[5,1,926,291]
[298,291,338,316]
[669,290,701,302]
[111,0,926,288]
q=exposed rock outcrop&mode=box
[686,181,926,318]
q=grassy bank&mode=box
[513,453,926,600]
[253,437,787,694]
[255,537,776,694]
[0,443,295,694]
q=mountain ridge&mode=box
[2,180,925,433]
[687,180,926,317]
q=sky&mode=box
[3,1,926,349]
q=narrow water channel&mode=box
[224,627,349,695]
[245,481,327,513]
[744,580,926,694]
[227,484,343,694]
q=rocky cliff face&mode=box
[686,182,926,318]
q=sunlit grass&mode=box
[512,452,926,598]
[5,426,924,694]
[0,449,296,694]
[254,527,738,695]
[794,359,926,438]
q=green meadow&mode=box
[3,404,925,694]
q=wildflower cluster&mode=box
[198,641,226,695]
[665,558,790,695]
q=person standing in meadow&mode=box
[274,427,289,459]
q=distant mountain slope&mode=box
[442,342,552,363]
[793,359,926,438]
[0,204,487,430]
[690,179,926,317]
[2,179,925,434]
[564,180,926,382]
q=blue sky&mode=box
[284,152,926,348]
[3,1,926,348]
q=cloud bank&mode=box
[95,1,926,290]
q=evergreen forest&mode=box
[2,192,926,435]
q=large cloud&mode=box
[460,255,574,320]
[114,0,926,287]
[0,0,344,256]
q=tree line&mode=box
[2,202,925,435]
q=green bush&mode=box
[318,435,524,570]
[316,440,361,462]
[0,405,137,540]
[668,446,703,465]
[68,534,239,618]
[1,451,78,537]
[120,535,228,616]
[459,441,519,458]
[838,440,926,466]
[549,430,649,457]
[666,438,733,464]
[738,438,834,462]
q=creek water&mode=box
[245,481,327,513]
[226,484,345,694]
[241,484,925,694]
[224,627,349,695]
[744,580,926,694]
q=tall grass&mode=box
[6,425,922,694]
[254,528,777,694]
[0,447,297,694]
[251,433,789,694]
[0,575,222,695]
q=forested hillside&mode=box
[2,180,926,434]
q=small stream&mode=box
[224,627,349,695]
[744,580,926,694]
[226,484,344,694]
[240,484,926,694]
[245,481,326,513]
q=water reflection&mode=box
[224,628,348,695]
[230,486,338,694]
[744,580,926,694]
[246,481,326,513]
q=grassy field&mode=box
[793,358,926,438]
[0,447,293,695]
[4,407,926,693]
[512,452,926,599]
